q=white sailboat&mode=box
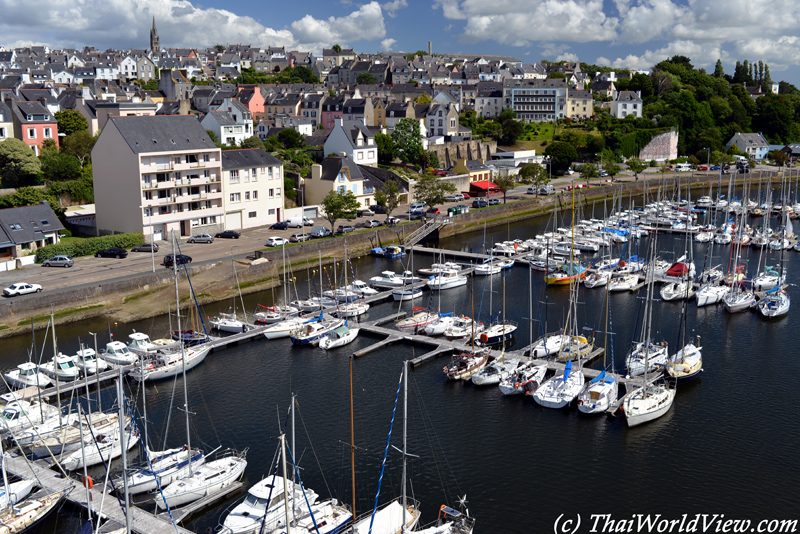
[498,362,547,396]
[319,322,360,350]
[532,360,585,408]
[471,358,519,386]
[210,257,250,333]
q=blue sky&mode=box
[2,0,800,85]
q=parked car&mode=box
[598,170,609,177]
[409,211,424,220]
[710,165,720,171]
[385,216,401,226]
[698,166,709,171]
[42,255,73,268]
[526,186,537,194]
[488,198,501,205]
[564,168,575,175]
[364,219,382,228]
[539,185,556,196]
[270,221,289,230]
[164,254,192,268]
[188,233,214,244]
[461,192,471,199]
[409,202,427,213]
[215,230,241,239]
[289,233,310,243]
[96,247,128,259]
[370,205,386,214]
[357,209,374,217]
[337,224,356,234]
[266,237,289,247]
[445,194,463,202]
[427,207,441,215]
[472,199,488,208]
[455,204,469,211]
[310,226,332,238]
[4,283,42,297]
[131,243,159,253]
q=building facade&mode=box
[221,149,285,229]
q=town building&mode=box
[220,148,285,228]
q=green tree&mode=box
[578,163,598,184]
[417,150,439,170]
[547,72,566,79]
[500,119,523,146]
[320,189,360,232]
[240,136,265,150]
[54,110,88,137]
[40,149,82,182]
[626,157,647,181]
[518,163,548,189]
[373,178,402,218]
[138,79,159,90]
[603,162,621,180]
[357,72,378,85]
[332,44,342,54]
[544,141,578,174]
[0,186,61,215]
[497,108,517,122]
[391,118,422,164]
[278,129,305,150]
[493,175,517,204]
[713,59,724,77]
[768,149,788,167]
[414,93,432,104]
[264,135,282,152]
[375,133,396,165]
[0,138,42,187]
[412,173,456,206]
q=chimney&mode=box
[311,164,322,180]
[428,41,432,56]
[339,152,347,157]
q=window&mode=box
[253,191,258,200]
[338,185,346,193]
[248,211,257,218]
[450,119,456,128]
[230,192,241,202]
[267,167,273,179]
[368,150,375,158]
[352,184,357,194]
[269,189,274,198]
[245,191,250,200]
[0,128,5,138]
[243,169,250,183]
[43,128,52,139]
[276,188,281,196]
[357,152,363,160]
[338,172,345,182]
[203,154,209,162]
[203,170,210,178]
[229,169,239,184]
[268,208,276,215]
[252,168,258,180]
[27,128,36,139]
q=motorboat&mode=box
[577,370,618,414]
[3,362,52,390]
[263,316,311,340]
[333,301,369,318]
[322,288,360,303]
[426,270,468,291]
[392,287,423,301]
[443,316,484,340]
[156,449,247,510]
[625,341,668,377]
[292,296,338,312]
[544,263,587,285]
[99,341,139,368]
[370,271,416,289]
[253,304,300,325]
[346,280,379,296]
[383,245,407,258]
[72,347,108,375]
[125,447,206,495]
[40,353,80,382]
[623,383,675,427]
[22,411,125,457]
[423,314,456,336]
[396,308,439,331]
[418,262,462,277]
[443,351,489,380]
[533,360,585,409]
[583,271,610,288]
[129,345,210,382]
[471,358,518,386]
[0,400,60,437]
[319,323,360,350]
[290,313,345,345]
[498,362,547,396]
[662,258,696,281]
[127,332,165,354]
[209,312,250,333]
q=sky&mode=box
[2,0,800,85]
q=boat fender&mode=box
[514,382,520,389]
[83,475,93,489]
[480,333,489,343]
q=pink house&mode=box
[7,100,59,155]
[237,86,265,116]
[320,94,345,130]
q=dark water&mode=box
[4,203,800,534]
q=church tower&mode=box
[150,17,160,52]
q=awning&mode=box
[470,180,498,190]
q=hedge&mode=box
[35,232,144,262]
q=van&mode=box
[288,216,314,228]
[538,185,556,195]
[733,155,747,163]
[675,163,691,172]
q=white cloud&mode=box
[595,57,611,66]
[382,0,408,17]
[0,0,387,52]
[381,38,397,50]
[557,52,579,62]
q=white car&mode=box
[445,194,463,202]
[4,283,42,297]
[266,237,289,247]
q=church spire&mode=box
[150,16,160,52]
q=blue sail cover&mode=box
[590,369,606,384]
[766,285,780,294]
[563,360,572,381]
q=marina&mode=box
[0,179,798,533]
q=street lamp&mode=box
[139,205,155,272]
[293,187,305,241]
[704,147,710,170]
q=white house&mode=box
[220,148,285,228]
[609,91,643,119]
[726,132,770,160]
[120,56,139,80]
[323,119,378,167]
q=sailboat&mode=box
[210,257,250,333]
[758,207,791,318]
[498,361,547,396]
[532,360,585,408]
[723,175,756,313]
[254,243,300,324]
[290,311,345,345]
[667,256,704,382]
[319,321,360,350]
[623,232,676,427]
[577,276,618,414]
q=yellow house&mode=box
[452,159,491,183]
[566,89,594,120]
[304,156,381,208]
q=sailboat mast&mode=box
[402,360,408,531]
[173,232,193,475]
[281,433,291,534]
[349,355,356,526]
[117,371,131,534]
[50,311,61,429]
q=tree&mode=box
[493,175,517,204]
[603,162,622,180]
[497,108,517,122]
[391,118,422,164]
[54,110,88,137]
[375,133,396,165]
[320,189,360,232]
[412,173,456,206]
[278,129,305,150]
[61,130,96,166]
[544,141,577,174]
[500,119,523,146]
[373,178,402,218]
[40,149,81,182]
[240,136,265,150]
[518,163,548,189]
[417,150,439,170]
[0,138,41,187]
[768,149,788,167]
[332,44,342,54]
[414,93,432,105]
[626,157,647,182]
[357,72,378,85]
[577,163,598,184]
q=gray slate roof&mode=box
[0,204,65,247]
[108,115,216,154]
[221,148,282,169]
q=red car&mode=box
[461,192,470,199]
[427,207,441,215]
[699,166,708,171]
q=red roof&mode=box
[470,181,498,190]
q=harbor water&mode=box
[3,203,799,533]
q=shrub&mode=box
[36,232,144,262]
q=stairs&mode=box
[403,217,452,246]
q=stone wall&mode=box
[639,129,678,162]
[429,140,497,169]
